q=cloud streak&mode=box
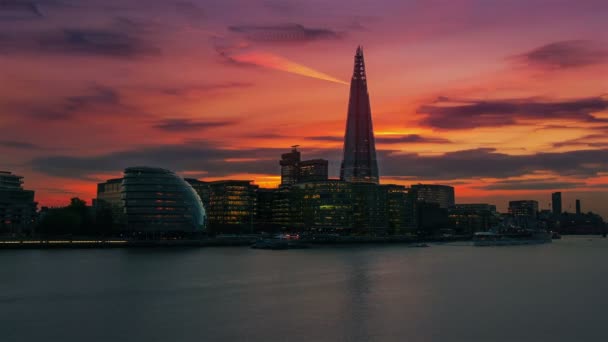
[516,40,608,69]
[229,23,341,43]
[417,96,608,129]
[153,119,235,132]
[0,28,160,57]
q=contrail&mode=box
[230,51,349,85]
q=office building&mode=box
[205,180,258,233]
[280,146,301,186]
[122,167,206,232]
[291,180,353,233]
[552,192,562,216]
[340,46,379,184]
[298,159,328,183]
[576,199,581,215]
[0,171,36,234]
[410,184,455,209]
[449,204,498,234]
[508,200,539,218]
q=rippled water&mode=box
[2,237,608,342]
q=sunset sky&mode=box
[1,0,608,215]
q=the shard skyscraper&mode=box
[340,46,379,184]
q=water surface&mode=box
[2,237,607,341]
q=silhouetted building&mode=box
[417,202,448,236]
[449,204,498,234]
[291,180,353,233]
[410,184,455,209]
[380,184,409,234]
[508,200,538,218]
[298,159,329,183]
[351,183,387,235]
[280,146,301,186]
[0,171,36,234]
[256,188,278,231]
[552,192,562,216]
[122,167,206,233]
[340,46,379,184]
[576,199,581,215]
[205,180,258,233]
[94,178,125,227]
[185,179,211,208]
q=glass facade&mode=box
[410,184,455,209]
[340,46,379,184]
[122,167,206,232]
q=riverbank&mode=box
[0,235,470,249]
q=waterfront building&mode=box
[94,178,125,227]
[448,204,498,234]
[185,178,211,208]
[280,146,301,186]
[508,200,538,218]
[410,184,455,209]
[298,159,329,183]
[380,184,409,234]
[0,171,36,234]
[576,199,581,215]
[291,180,353,233]
[256,188,278,231]
[552,192,562,216]
[122,167,206,232]
[340,46,379,184]
[205,180,258,234]
[351,182,387,234]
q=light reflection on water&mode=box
[1,237,608,342]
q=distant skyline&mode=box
[1,0,607,216]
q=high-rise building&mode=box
[340,46,379,184]
[0,171,37,234]
[298,159,328,183]
[280,146,301,186]
[508,200,538,218]
[576,199,581,215]
[551,192,562,216]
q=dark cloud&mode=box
[29,142,286,180]
[153,119,235,132]
[417,96,608,129]
[0,140,40,149]
[228,24,342,43]
[29,139,608,186]
[160,82,253,96]
[0,28,160,57]
[516,40,608,69]
[474,179,586,191]
[0,1,42,20]
[28,86,120,120]
[375,134,451,144]
[13,85,124,120]
[380,148,608,180]
[306,135,344,142]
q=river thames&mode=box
[2,236,607,341]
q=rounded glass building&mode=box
[122,167,206,232]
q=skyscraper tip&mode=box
[356,45,363,56]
